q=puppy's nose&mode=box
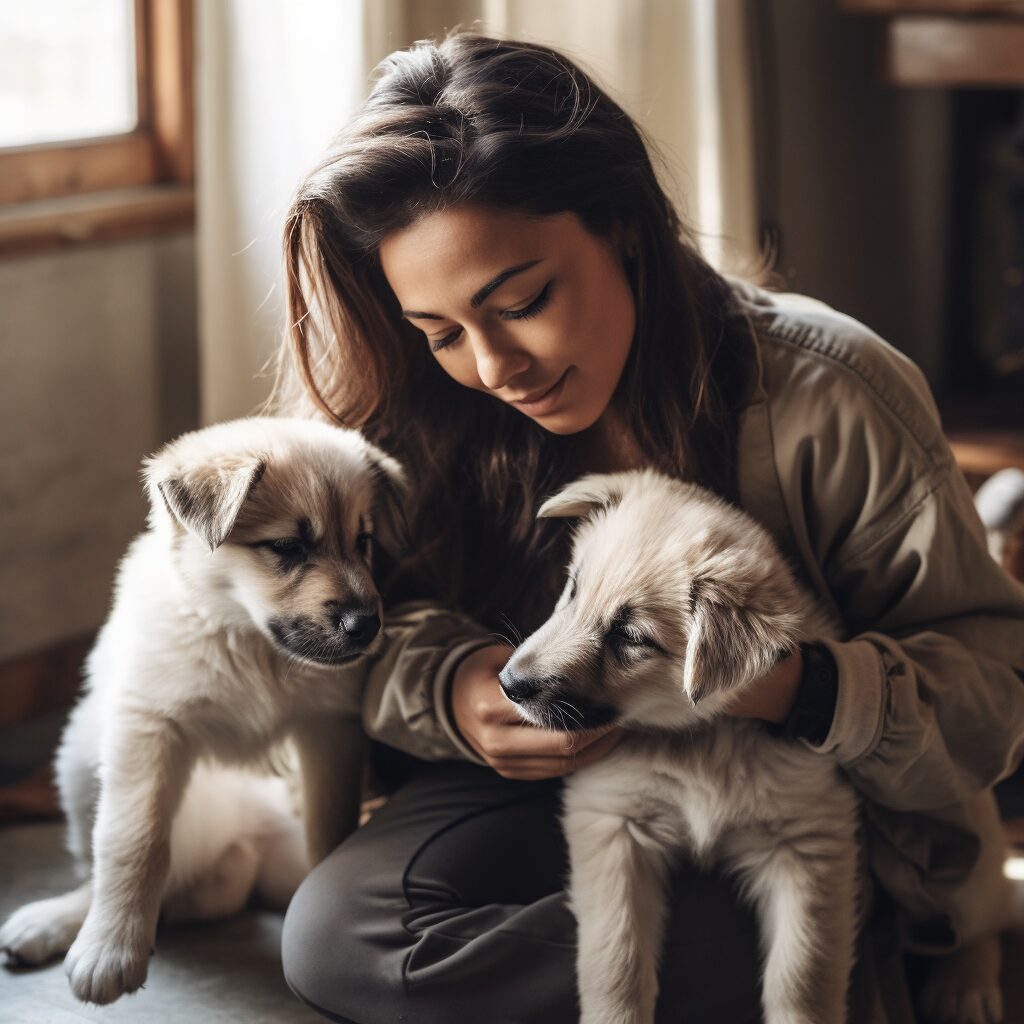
[324,602,380,644]
[499,671,541,703]
[340,611,380,643]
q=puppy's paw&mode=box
[919,978,1003,1024]
[918,934,1004,1024]
[0,892,88,966]
[63,917,151,1004]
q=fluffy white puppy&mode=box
[0,417,405,1005]
[500,469,1018,1024]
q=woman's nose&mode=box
[468,328,531,392]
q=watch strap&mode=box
[769,641,839,745]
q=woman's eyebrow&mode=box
[401,259,543,321]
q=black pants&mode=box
[281,759,766,1024]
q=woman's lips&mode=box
[509,368,571,414]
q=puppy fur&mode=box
[500,469,1018,1024]
[0,417,404,1005]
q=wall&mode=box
[0,234,198,662]
[760,0,953,387]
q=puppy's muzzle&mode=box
[498,670,543,704]
[499,668,618,730]
[323,601,380,646]
[499,670,575,705]
[267,601,382,665]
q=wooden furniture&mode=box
[843,0,1024,86]
[948,431,1024,478]
[844,0,1024,521]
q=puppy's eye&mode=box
[357,532,375,556]
[266,538,308,565]
[606,620,649,648]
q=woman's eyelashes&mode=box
[430,281,553,353]
[503,280,552,321]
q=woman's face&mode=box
[378,204,636,434]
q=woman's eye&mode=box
[429,281,553,353]
[431,327,462,353]
[502,281,552,322]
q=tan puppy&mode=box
[0,417,405,1004]
[500,469,1019,1024]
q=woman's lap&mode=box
[282,759,764,1024]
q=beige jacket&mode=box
[359,279,1024,958]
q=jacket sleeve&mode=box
[764,331,1024,812]
[360,600,492,765]
[812,456,1024,811]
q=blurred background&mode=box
[1,0,1023,813]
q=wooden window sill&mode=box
[0,184,194,259]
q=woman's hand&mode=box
[450,644,624,780]
[724,649,804,723]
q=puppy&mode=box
[500,469,1018,1024]
[0,416,405,1005]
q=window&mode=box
[0,0,193,254]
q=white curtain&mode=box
[195,0,368,424]
[196,0,757,424]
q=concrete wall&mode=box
[0,234,198,661]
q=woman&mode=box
[276,31,1024,1024]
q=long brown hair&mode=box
[276,30,752,634]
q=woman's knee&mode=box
[281,838,400,1022]
[280,854,347,1015]
[280,763,554,1021]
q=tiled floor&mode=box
[0,821,321,1023]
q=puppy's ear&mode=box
[146,455,266,552]
[537,473,628,520]
[682,572,801,706]
[365,447,410,559]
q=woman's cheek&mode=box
[548,291,586,363]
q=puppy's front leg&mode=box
[566,807,672,1024]
[64,715,195,1005]
[727,823,858,1024]
[293,714,367,865]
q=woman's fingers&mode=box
[449,642,626,778]
[487,729,625,779]
[475,719,614,758]
[565,727,625,767]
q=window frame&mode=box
[0,0,193,255]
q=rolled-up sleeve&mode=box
[810,458,1024,809]
[361,600,492,764]
[753,315,1024,816]
[747,310,1024,948]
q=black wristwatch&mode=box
[766,641,839,745]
